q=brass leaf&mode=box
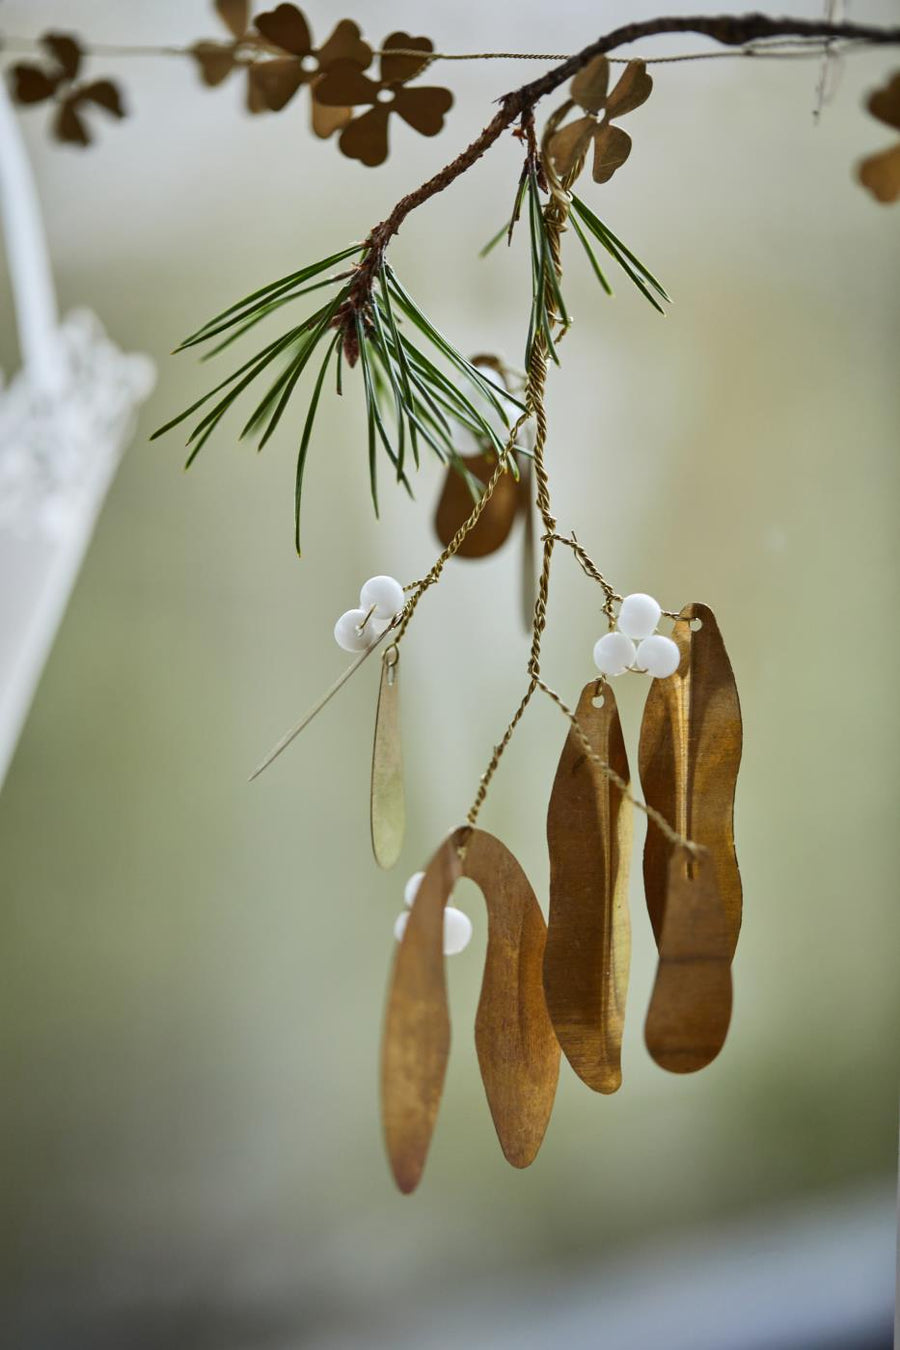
[254,3,312,56]
[247,57,306,112]
[868,71,900,132]
[464,829,560,1169]
[380,32,434,86]
[393,86,453,137]
[315,61,380,108]
[79,80,126,119]
[381,833,462,1194]
[310,83,353,139]
[604,60,653,119]
[545,682,632,1093]
[592,123,632,184]
[215,0,250,41]
[638,602,743,955]
[54,99,90,146]
[42,32,82,84]
[434,453,520,558]
[338,105,390,166]
[381,827,559,1191]
[548,114,596,179]
[370,648,405,870]
[9,65,59,105]
[570,55,609,113]
[858,143,900,203]
[644,852,733,1073]
[192,41,237,88]
[317,19,372,72]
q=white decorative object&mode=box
[593,631,637,677]
[393,904,473,955]
[617,592,662,640]
[403,871,425,907]
[359,574,404,620]
[635,633,681,678]
[333,606,384,652]
[0,83,155,790]
[592,591,681,681]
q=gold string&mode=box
[0,35,858,65]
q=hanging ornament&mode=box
[545,680,632,1093]
[381,827,559,1193]
[371,643,405,869]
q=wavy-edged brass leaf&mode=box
[434,453,520,558]
[381,827,558,1192]
[463,829,560,1167]
[381,834,461,1195]
[370,645,404,870]
[544,681,632,1093]
[639,602,742,956]
[644,851,733,1073]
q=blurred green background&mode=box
[1,2,898,1346]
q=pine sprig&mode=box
[152,245,524,552]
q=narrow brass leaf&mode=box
[370,646,405,870]
[639,602,743,956]
[463,829,560,1168]
[381,834,462,1195]
[644,852,732,1073]
[434,453,519,557]
[544,682,632,1093]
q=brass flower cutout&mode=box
[315,33,453,167]
[548,56,652,185]
[250,4,371,137]
[9,32,125,147]
[191,2,370,137]
[858,71,900,204]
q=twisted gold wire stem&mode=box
[458,125,699,852]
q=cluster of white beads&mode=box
[593,593,681,680]
[334,575,405,653]
[393,871,473,956]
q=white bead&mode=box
[443,906,473,955]
[403,871,425,908]
[334,608,374,652]
[393,910,409,943]
[618,593,662,640]
[393,904,473,955]
[636,634,681,678]
[360,575,404,620]
[593,631,637,677]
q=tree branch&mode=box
[341,11,900,326]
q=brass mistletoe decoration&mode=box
[548,55,653,184]
[858,70,900,203]
[8,33,125,146]
[315,34,454,167]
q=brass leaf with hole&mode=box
[639,602,743,956]
[644,851,733,1073]
[545,682,632,1093]
[464,829,560,1168]
[381,833,461,1195]
[370,646,404,870]
[434,453,520,558]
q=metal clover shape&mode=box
[548,56,652,186]
[314,32,453,167]
[858,71,900,204]
[9,32,125,147]
[250,4,372,136]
